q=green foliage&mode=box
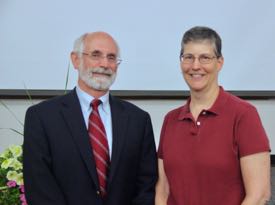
[0,187,20,205]
[0,145,25,205]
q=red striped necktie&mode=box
[88,99,110,197]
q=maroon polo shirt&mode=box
[158,87,270,205]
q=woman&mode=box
[155,26,271,205]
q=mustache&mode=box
[87,67,114,76]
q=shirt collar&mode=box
[178,86,229,120]
[178,98,192,120]
[76,86,110,114]
[207,86,229,115]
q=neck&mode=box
[78,80,108,99]
[189,85,220,120]
[191,86,219,107]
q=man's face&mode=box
[180,41,223,93]
[73,33,119,91]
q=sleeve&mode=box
[132,113,158,205]
[235,105,270,157]
[23,106,67,205]
[157,114,169,159]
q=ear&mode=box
[217,56,224,72]
[71,52,81,70]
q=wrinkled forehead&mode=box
[83,33,119,55]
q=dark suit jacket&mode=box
[23,89,158,205]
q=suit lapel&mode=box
[60,89,99,187]
[107,95,128,187]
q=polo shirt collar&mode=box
[178,86,229,120]
[178,98,192,120]
[207,86,229,115]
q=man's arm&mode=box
[23,106,67,205]
[240,152,271,205]
[155,159,169,205]
[132,113,158,205]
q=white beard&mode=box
[79,65,116,91]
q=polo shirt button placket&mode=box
[194,119,202,136]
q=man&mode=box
[23,32,157,205]
[155,26,270,205]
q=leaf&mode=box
[0,186,9,191]
[64,59,70,94]
[0,128,23,136]
[23,82,33,105]
[0,101,23,127]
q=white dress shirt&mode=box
[76,86,113,158]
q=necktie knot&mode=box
[91,99,101,110]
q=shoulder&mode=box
[163,105,185,121]
[225,91,258,114]
[26,90,75,113]
[110,95,150,118]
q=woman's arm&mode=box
[240,152,271,205]
[155,159,170,205]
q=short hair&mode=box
[72,32,121,57]
[73,33,88,57]
[180,26,222,57]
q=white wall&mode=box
[0,98,274,154]
[1,0,275,91]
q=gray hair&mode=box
[180,26,222,57]
[73,33,88,57]
[72,32,121,57]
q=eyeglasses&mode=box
[81,51,122,65]
[180,54,218,64]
